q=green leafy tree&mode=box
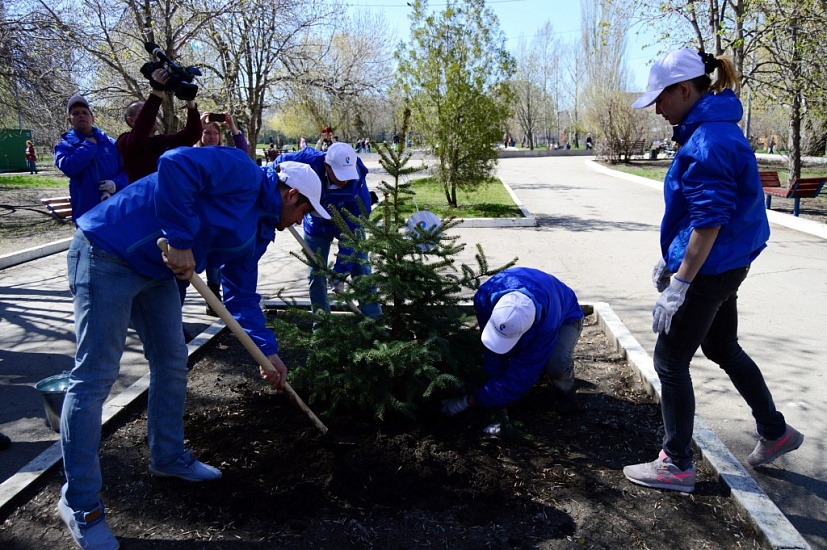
[397,0,515,207]
[273,111,516,421]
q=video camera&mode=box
[140,42,201,101]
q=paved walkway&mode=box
[0,155,824,547]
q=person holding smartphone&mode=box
[116,67,201,183]
[198,111,248,152]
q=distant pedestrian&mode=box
[25,140,38,174]
[623,48,803,494]
[767,136,775,154]
[585,133,593,150]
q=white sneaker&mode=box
[58,498,119,550]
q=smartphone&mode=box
[208,113,226,122]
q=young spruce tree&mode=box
[274,110,515,421]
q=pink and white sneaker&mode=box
[623,450,696,493]
[747,424,804,467]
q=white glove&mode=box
[441,395,470,416]
[99,180,117,194]
[652,277,690,334]
[652,258,672,292]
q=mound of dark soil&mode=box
[0,316,766,549]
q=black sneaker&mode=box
[0,432,10,451]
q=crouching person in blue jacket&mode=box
[58,146,329,550]
[441,267,585,430]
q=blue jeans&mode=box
[653,266,785,470]
[304,231,381,319]
[543,318,584,393]
[26,159,37,173]
[63,230,189,511]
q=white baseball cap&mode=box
[276,161,331,220]
[481,291,537,354]
[324,142,359,182]
[631,49,707,109]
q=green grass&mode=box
[0,174,69,189]
[610,164,669,181]
[394,176,523,218]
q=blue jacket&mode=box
[472,267,583,409]
[661,89,769,274]
[274,148,371,237]
[77,146,284,356]
[54,127,129,220]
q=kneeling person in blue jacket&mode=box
[58,146,329,550]
[275,142,381,318]
[442,267,585,424]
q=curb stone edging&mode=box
[593,302,811,550]
[0,319,227,519]
[0,237,72,270]
[0,302,810,549]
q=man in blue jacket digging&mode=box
[58,146,328,550]
[441,267,585,430]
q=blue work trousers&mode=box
[304,231,381,319]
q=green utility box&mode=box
[0,128,34,173]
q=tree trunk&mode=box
[787,90,802,180]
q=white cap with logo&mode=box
[276,161,331,220]
[631,49,707,109]
[324,142,359,182]
[481,291,537,355]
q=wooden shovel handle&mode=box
[157,238,329,435]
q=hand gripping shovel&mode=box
[157,238,349,449]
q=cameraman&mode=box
[117,68,201,182]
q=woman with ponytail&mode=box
[623,49,803,493]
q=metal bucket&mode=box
[35,373,71,432]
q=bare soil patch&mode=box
[0,185,75,256]
[0,316,767,549]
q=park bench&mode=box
[760,171,826,217]
[40,196,73,222]
[630,139,647,159]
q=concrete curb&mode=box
[0,320,227,519]
[455,177,536,228]
[593,302,811,550]
[0,237,72,270]
[586,159,827,241]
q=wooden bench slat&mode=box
[760,171,825,216]
[40,196,74,221]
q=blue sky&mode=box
[347,0,658,91]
